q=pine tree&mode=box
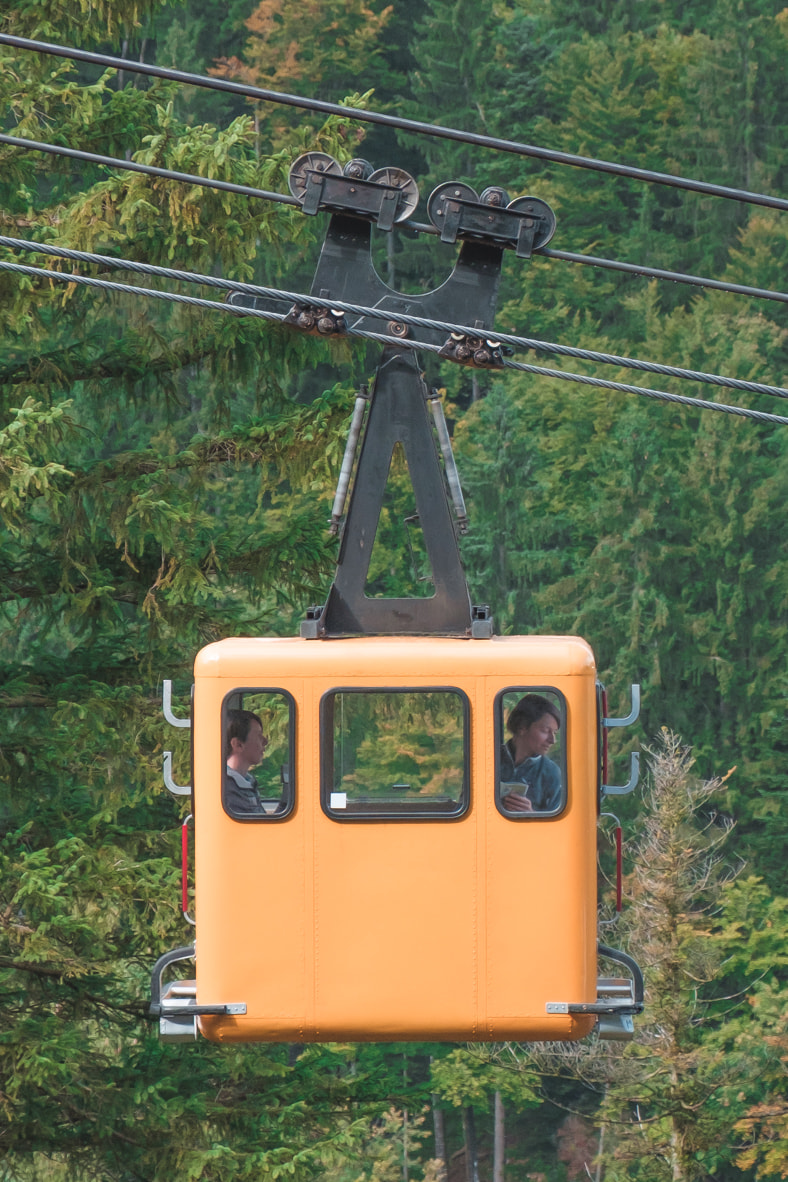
[595,733,739,1181]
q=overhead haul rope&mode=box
[2,235,786,402]
[0,133,299,208]
[2,33,788,212]
[4,132,788,309]
[3,257,787,427]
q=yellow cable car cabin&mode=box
[184,632,614,1044]
[150,181,642,1044]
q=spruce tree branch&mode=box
[0,956,148,1016]
[60,408,341,488]
[0,339,217,390]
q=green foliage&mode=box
[430,1046,540,1112]
[3,0,788,1178]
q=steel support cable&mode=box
[325,323,788,426]
[3,235,787,402]
[2,258,787,427]
[538,245,788,306]
[0,133,299,207]
[5,135,788,309]
[3,33,788,213]
[500,356,788,424]
[0,258,288,318]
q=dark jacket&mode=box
[499,742,563,813]
[224,766,264,816]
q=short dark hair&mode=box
[225,709,263,759]
[506,693,560,737]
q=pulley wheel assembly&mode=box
[426,182,479,227]
[288,152,342,200]
[367,167,420,222]
[507,196,557,249]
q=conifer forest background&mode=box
[2,0,788,1178]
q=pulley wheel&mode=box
[507,196,557,249]
[426,182,479,231]
[367,167,420,222]
[343,157,375,179]
[288,152,342,201]
[479,186,510,208]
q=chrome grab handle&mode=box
[163,679,191,728]
[163,751,191,797]
[603,684,640,728]
[602,751,640,796]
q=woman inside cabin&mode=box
[499,693,562,814]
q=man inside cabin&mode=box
[224,708,268,815]
[499,693,562,814]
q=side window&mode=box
[496,688,566,819]
[321,688,469,820]
[221,689,295,821]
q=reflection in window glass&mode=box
[497,688,566,818]
[222,690,294,820]
[323,689,468,818]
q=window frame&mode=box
[320,685,471,822]
[220,687,296,822]
[494,685,568,821]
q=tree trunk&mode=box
[402,1051,409,1182]
[403,1107,409,1182]
[493,1090,505,1182]
[118,38,128,88]
[432,1096,448,1182]
[462,1106,480,1182]
[594,1120,604,1182]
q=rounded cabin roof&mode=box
[194,634,596,681]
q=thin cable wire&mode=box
[3,258,787,426]
[0,133,298,206]
[538,245,788,306]
[501,356,788,423]
[5,134,788,309]
[3,235,786,401]
[3,32,788,213]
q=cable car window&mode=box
[221,689,295,820]
[321,688,469,820]
[495,688,567,819]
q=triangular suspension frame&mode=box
[309,347,482,637]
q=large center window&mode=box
[321,688,469,820]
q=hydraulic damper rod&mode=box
[329,385,370,535]
[428,388,468,535]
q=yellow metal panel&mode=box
[312,818,478,1038]
[484,670,597,1028]
[195,677,309,1038]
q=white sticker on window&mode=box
[330,792,347,809]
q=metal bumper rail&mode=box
[546,942,645,1041]
[149,944,246,1042]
